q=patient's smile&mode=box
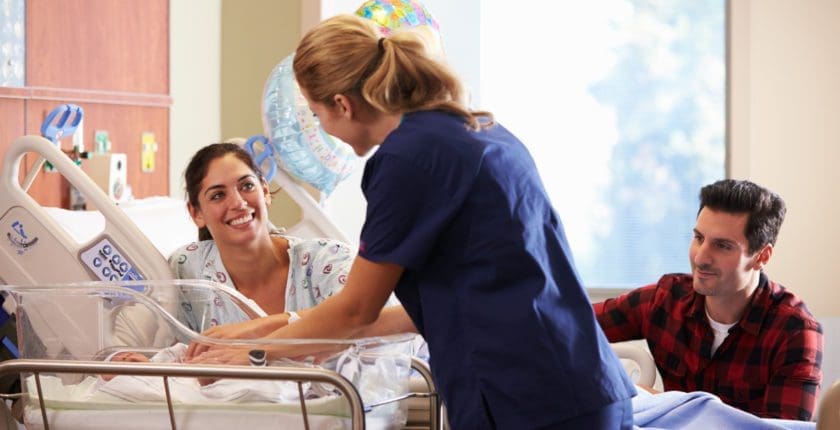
[228,213,254,226]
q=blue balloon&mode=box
[261,54,357,196]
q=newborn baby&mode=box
[99,343,324,403]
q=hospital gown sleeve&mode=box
[306,239,353,303]
[301,239,401,308]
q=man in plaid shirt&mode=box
[593,179,823,420]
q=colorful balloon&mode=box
[261,55,357,197]
[355,0,444,56]
[355,0,440,34]
[260,1,444,197]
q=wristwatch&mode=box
[248,349,266,367]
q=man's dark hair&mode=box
[699,179,786,254]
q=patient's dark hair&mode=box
[184,143,263,241]
[698,179,786,254]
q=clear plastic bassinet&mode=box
[0,280,417,430]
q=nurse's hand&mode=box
[185,347,252,386]
[186,314,292,359]
[187,347,250,365]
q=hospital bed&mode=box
[0,133,440,429]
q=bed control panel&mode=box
[80,236,144,282]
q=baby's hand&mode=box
[101,352,150,382]
[110,352,150,363]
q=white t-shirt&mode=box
[706,309,736,356]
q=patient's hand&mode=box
[101,352,151,382]
[186,314,291,359]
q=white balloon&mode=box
[261,55,357,196]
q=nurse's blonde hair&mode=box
[293,14,493,130]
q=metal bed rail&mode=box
[0,359,365,430]
[409,358,442,430]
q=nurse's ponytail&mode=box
[294,14,493,130]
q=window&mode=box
[0,0,25,87]
[321,0,726,290]
[478,0,727,288]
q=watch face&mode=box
[249,349,267,366]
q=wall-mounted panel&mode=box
[24,100,169,207]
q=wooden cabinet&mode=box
[26,0,169,94]
[0,97,26,187]
[0,0,170,207]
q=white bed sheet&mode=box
[42,196,197,260]
[23,372,404,430]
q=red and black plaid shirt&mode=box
[594,273,823,421]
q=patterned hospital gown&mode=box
[168,233,353,332]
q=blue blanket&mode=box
[633,390,815,430]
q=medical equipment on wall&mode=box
[21,104,86,191]
[86,152,129,203]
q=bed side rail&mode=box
[0,358,365,430]
[0,135,173,284]
[409,357,444,430]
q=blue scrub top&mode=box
[359,111,635,429]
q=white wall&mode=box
[729,0,840,401]
[730,0,840,319]
[221,1,300,140]
[169,0,222,198]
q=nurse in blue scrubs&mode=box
[195,14,636,429]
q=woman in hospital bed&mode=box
[112,142,414,365]
[172,142,412,337]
